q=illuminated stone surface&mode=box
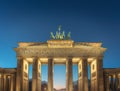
[0,39,120,91]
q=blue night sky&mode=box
[0,0,120,89]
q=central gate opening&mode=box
[54,64,66,90]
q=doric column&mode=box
[16,57,23,91]
[118,77,120,91]
[32,57,41,91]
[0,74,1,91]
[96,57,104,91]
[115,74,119,91]
[7,76,11,91]
[10,75,14,91]
[16,57,29,91]
[78,57,88,91]
[10,76,13,91]
[106,75,110,91]
[111,75,114,91]
[66,57,73,91]
[11,74,16,91]
[4,75,7,91]
[112,74,116,91]
[0,74,4,91]
[114,74,117,91]
[48,58,54,91]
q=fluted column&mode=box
[111,75,114,91]
[118,77,120,91]
[96,57,104,91]
[32,57,41,91]
[10,75,14,91]
[78,57,88,91]
[0,74,4,91]
[7,76,11,91]
[16,57,29,91]
[66,57,73,91]
[16,57,24,91]
[106,75,110,91]
[12,75,16,91]
[114,75,116,91]
[48,58,54,91]
[4,75,7,91]
[115,74,119,91]
[0,74,1,91]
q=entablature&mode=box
[15,40,106,58]
[14,47,106,58]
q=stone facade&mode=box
[0,39,120,91]
[0,68,16,91]
[103,68,120,91]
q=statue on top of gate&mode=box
[50,25,71,40]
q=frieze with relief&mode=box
[15,47,105,57]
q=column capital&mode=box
[66,57,73,61]
[17,57,29,61]
[17,56,24,60]
[48,57,53,60]
[48,58,54,64]
[32,57,39,60]
[67,56,73,58]
[95,56,103,60]
[80,57,88,60]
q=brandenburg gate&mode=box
[15,37,106,91]
[1,28,120,91]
